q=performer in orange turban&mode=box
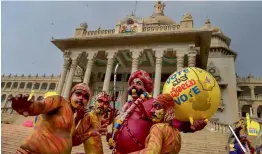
[129,94,181,154]
[10,83,90,154]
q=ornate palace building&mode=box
[2,1,262,125]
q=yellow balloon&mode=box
[162,67,221,124]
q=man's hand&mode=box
[106,133,112,142]
[75,108,88,125]
[88,128,108,136]
[106,107,119,125]
[9,94,34,117]
[76,108,88,119]
[190,119,207,131]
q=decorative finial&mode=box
[21,74,24,77]
[8,74,12,77]
[28,74,31,77]
[97,25,101,31]
[43,74,46,77]
[35,73,38,77]
[248,74,254,78]
[205,18,211,24]
[153,1,165,16]
[51,74,54,77]
[182,13,193,21]
[80,22,88,29]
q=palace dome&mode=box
[143,15,176,25]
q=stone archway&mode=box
[5,95,13,114]
[1,94,6,108]
[257,105,262,119]
[242,105,251,117]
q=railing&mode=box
[206,120,230,133]
[86,29,115,36]
[83,24,181,37]
[237,77,262,83]
[238,95,262,100]
[142,24,180,33]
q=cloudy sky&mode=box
[2,1,262,77]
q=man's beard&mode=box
[95,107,105,115]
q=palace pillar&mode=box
[57,55,70,95]
[63,57,78,99]
[131,49,142,73]
[153,49,164,97]
[249,85,255,100]
[252,104,258,118]
[102,51,116,93]
[176,53,184,70]
[83,51,97,85]
[188,45,197,67]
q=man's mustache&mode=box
[128,87,144,95]
[76,101,84,106]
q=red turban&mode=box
[70,83,90,99]
[128,70,153,93]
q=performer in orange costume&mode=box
[10,83,90,154]
[129,94,182,154]
[73,91,116,154]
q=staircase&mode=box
[1,123,229,154]
[180,129,228,154]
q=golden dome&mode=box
[200,19,223,34]
[143,15,176,25]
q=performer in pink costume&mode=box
[108,70,207,154]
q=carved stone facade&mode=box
[2,1,262,125]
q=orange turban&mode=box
[155,93,175,121]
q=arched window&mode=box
[49,83,56,90]
[41,83,48,90]
[242,105,251,117]
[33,83,40,90]
[19,82,25,89]
[12,82,18,89]
[5,82,11,89]
[26,83,32,90]
[1,82,5,89]
[1,94,6,107]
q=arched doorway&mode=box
[5,95,13,114]
[257,105,262,120]
[1,94,6,108]
[242,105,252,117]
